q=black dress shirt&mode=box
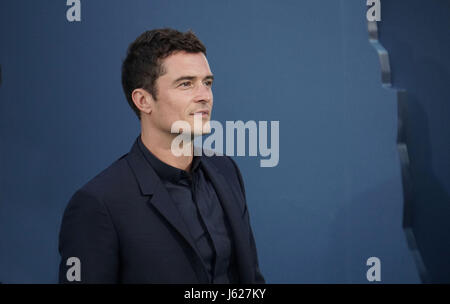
[137,136,238,283]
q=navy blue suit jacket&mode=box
[58,138,265,283]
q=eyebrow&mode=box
[172,75,214,85]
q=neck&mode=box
[140,126,194,172]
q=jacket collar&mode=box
[136,135,202,184]
[125,136,255,283]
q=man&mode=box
[58,28,265,284]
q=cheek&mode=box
[162,93,191,120]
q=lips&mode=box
[190,109,210,116]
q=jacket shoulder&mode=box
[76,153,135,202]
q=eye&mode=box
[204,80,213,87]
[179,81,192,88]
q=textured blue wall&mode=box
[2,0,444,283]
[379,0,450,283]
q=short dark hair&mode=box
[121,28,207,120]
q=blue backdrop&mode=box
[1,0,448,283]
[378,0,450,283]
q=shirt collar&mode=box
[137,135,202,184]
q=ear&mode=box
[131,88,154,115]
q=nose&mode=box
[194,82,213,104]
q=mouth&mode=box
[190,109,210,117]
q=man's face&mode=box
[150,51,213,136]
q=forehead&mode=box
[161,51,211,77]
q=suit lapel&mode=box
[126,138,255,283]
[201,157,255,283]
[126,139,210,283]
